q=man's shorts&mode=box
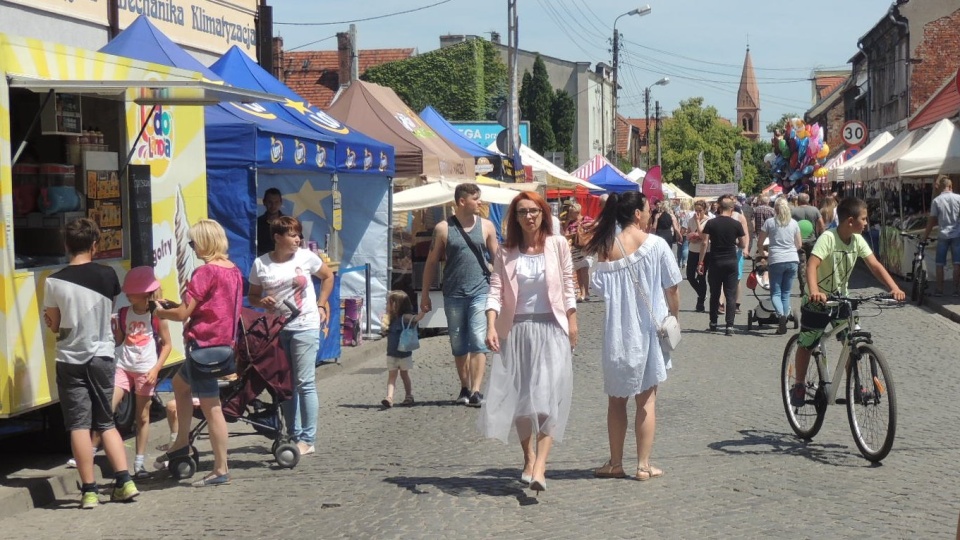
[935,236,960,266]
[56,356,117,432]
[386,355,414,371]
[115,366,157,397]
[443,294,490,357]
[176,352,221,399]
[797,300,851,349]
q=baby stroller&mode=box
[167,301,302,479]
[744,255,799,332]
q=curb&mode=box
[0,337,388,519]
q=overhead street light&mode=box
[611,5,652,163]
[645,77,670,166]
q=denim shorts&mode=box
[176,352,221,399]
[935,237,960,266]
[443,294,490,357]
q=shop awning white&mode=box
[487,142,603,191]
[860,128,929,181]
[7,76,285,105]
[829,131,894,183]
[393,179,524,212]
[894,119,960,177]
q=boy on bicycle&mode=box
[790,198,905,406]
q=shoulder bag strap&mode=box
[614,236,661,333]
[450,216,491,278]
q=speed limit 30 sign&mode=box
[842,120,867,146]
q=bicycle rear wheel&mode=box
[845,344,897,462]
[781,335,827,439]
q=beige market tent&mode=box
[892,119,960,177]
[662,183,693,199]
[859,128,929,181]
[393,179,530,212]
[829,131,894,183]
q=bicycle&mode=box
[900,231,934,306]
[780,292,898,462]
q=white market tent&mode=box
[891,119,960,177]
[393,179,533,212]
[829,131,894,183]
[626,167,646,182]
[487,142,602,191]
[859,128,929,181]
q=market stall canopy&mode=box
[393,179,522,212]
[485,142,602,191]
[573,154,626,180]
[476,175,537,191]
[420,106,503,178]
[860,128,929,182]
[6,77,283,106]
[209,47,395,175]
[626,168,646,182]
[587,164,639,193]
[662,183,693,199]
[328,81,473,182]
[890,119,960,177]
[829,131,894,183]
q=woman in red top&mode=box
[563,203,594,301]
[155,219,242,487]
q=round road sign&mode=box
[842,120,867,146]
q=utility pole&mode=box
[611,29,620,163]
[506,0,520,180]
[644,87,650,167]
[655,100,662,168]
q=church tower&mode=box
[737,46,760,140]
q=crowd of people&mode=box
[48,178,917,508]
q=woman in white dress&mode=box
[481,191,578,494]
[584,191,682,481]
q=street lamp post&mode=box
[611,4,651,163]
[643,76,669,166]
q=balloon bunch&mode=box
[762,118,830,195]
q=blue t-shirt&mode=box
[385,312,416,358]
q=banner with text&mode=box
[694,183,739,198]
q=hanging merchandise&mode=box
[762,118,829,195]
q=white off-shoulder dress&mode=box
[591,235,683,398]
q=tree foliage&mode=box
[551,89,576,170]
[766,112,800,136]
[519,55,556,155]
[362,39,507,121]
[660,97,770,195]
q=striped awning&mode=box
[572,154,627,180]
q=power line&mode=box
[275,0,453,26]
[622,38,850,72]
[287,34,337,52]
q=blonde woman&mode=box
[757,198,801,334]
[155,219,242,487]
[676,198,694,269]
[820,195,839,230]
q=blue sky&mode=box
[272,0,894,132]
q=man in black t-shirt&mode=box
[257,188,284,256]
[699,198,747,334]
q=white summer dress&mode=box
[591,235,683,397]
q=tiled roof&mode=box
[909,68,960,130]
[815,75,848,100]
[280,48,415,109]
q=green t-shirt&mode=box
[810,230,873,296]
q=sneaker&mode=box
[455,387,471,405]
[467,392,484,408]
[110,480,140,502]
[80,491,99,509]
[695,302,705,313]
[790,383,807,408]
[133,466,151,480]
[708,323,718,332]
[66,458,77,468]
[777,316,788,335]
[724,326,733,336]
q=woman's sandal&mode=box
[594,461,627,478]
[636,466,664,481]
[401,395,415,406]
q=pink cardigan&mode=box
[486,235,578,339]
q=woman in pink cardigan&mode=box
[480,191,578,494]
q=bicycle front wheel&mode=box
[781,335,827,439]
[917,268,927,306]
[845,344,897,462]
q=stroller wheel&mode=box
[791,310,799,329]
[169,456,196,480]
[275,443,300,469]
[747,310,754,331]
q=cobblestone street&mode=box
[2,272,959,539]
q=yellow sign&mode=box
[116,0,258,58]
[332,190,342,231]
[4,0,106,25]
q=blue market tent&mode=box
[209,47,396,335]
[588,164,640,193]
[419,106,503,178]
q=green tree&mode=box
[660,97,763,195]
[766,112,800,136]
[518,55,556,155]
[551,89,576,170]
[363,39,506,121]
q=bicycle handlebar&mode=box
[900,231,935,244]
[824,292,898,309]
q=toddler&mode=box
[381,291,422,408]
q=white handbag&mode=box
[615,237,682,352]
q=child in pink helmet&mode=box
[112,266,172,478]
